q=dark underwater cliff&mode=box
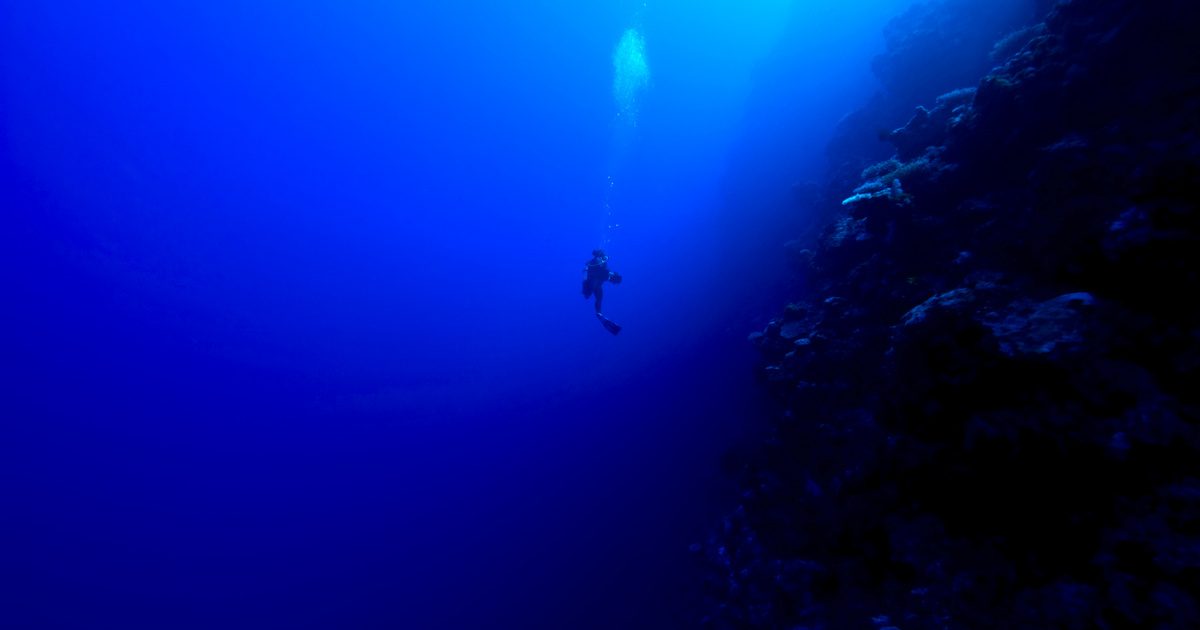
[704,0,1200,627]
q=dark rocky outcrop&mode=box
[820,0,1044,246]
[704,0,1200,627]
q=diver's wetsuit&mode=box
[582,255,612,313]
[582,252,622,334]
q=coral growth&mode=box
[703,0,1200,627]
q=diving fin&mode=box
[597,313,622,335]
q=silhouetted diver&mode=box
[582,248,623,335]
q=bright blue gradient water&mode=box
[5,1,913,627]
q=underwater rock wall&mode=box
[705,0,1200,627]
[820,0,1044,241]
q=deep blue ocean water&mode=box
[4,1,923,627]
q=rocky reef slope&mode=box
[704,0,1200,627]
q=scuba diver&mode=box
[582,249,623,335]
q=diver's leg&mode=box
[594,285,604,313]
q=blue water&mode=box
[5,1,915,627]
